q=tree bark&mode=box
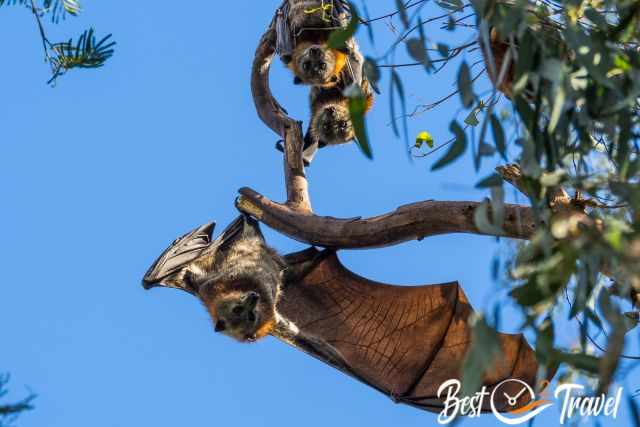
[237,188,537,249]
[251,25,311,212]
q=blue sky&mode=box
[1,1,637,426]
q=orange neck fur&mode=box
[332,49,347,78]
[254,318,276,340]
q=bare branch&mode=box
[251,27,288,138]
[362,0,428,24]
[236,187,536,249]
[251,26,311,211]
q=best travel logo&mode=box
[436,378,623,425]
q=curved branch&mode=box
[251,27,288,138]
[251,25,311,211]
[237,188,536,249]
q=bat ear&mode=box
[281,54,293,64]
[142,222,216,294]
[214,320,226,332]
[293,76,303,85]
[217,215,265,253]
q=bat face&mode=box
[200,285,277,343]
[293,45,340,86]
[313,104,354,145]
[143,216,284,343]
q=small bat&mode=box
[275,0,354,87]
[143,216,551,413]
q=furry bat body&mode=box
[302,69,374,164]
[276,0,355,87]
[270,0,376,164]
[143,216,550,413]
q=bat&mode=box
[142,216,551,413]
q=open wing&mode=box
[277,250,548,413]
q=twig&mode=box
[29,0,52,63]
[362,0,429,24]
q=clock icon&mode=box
[490,379,552,425]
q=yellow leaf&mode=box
[416,131,434,148]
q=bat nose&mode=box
[246,292,259,306]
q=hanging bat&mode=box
[274,44,376,165]
[301,62,375,164]
[142,215,550,413]
[275,0,358,87]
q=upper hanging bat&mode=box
[275,0,361,88]
[143,215,551,413]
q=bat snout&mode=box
[244,292,259,306]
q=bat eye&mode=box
[232,306,244,315]
[302,61,311,71]
[214,320,226,332]
[319,62,327,71]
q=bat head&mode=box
[291,44,343,86]
[142,215,285,343]
[312,103,354,146]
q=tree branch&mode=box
[245,25,541,249]
[236,187,536,249]
[251,26,311,211]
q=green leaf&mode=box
[437,43,449,58]
[390,69,408,143]
[63,0,81,15]
[535,318,555,365]
[490,114,507,161]
[363,57,380,85]
[461,314,501,396]
[327,3,359,49]
[361,2,375,44]
[348,90,373,159]
[344,84,373,159]
[474,199,504,235]
[464,110,479,126]
[395,0,409,28]
[437,0,464,11]
[431,121,467,170]
[476,173,503,189]
[628,393,640,427]
[478,142,496,156]
[548,85,566,134]
[457,61,474,108]
[406,38,431,70]
[584,8,609,30]
[556,351,600,374]
[490,186,505,228]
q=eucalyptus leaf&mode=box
[431,121,467,170]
